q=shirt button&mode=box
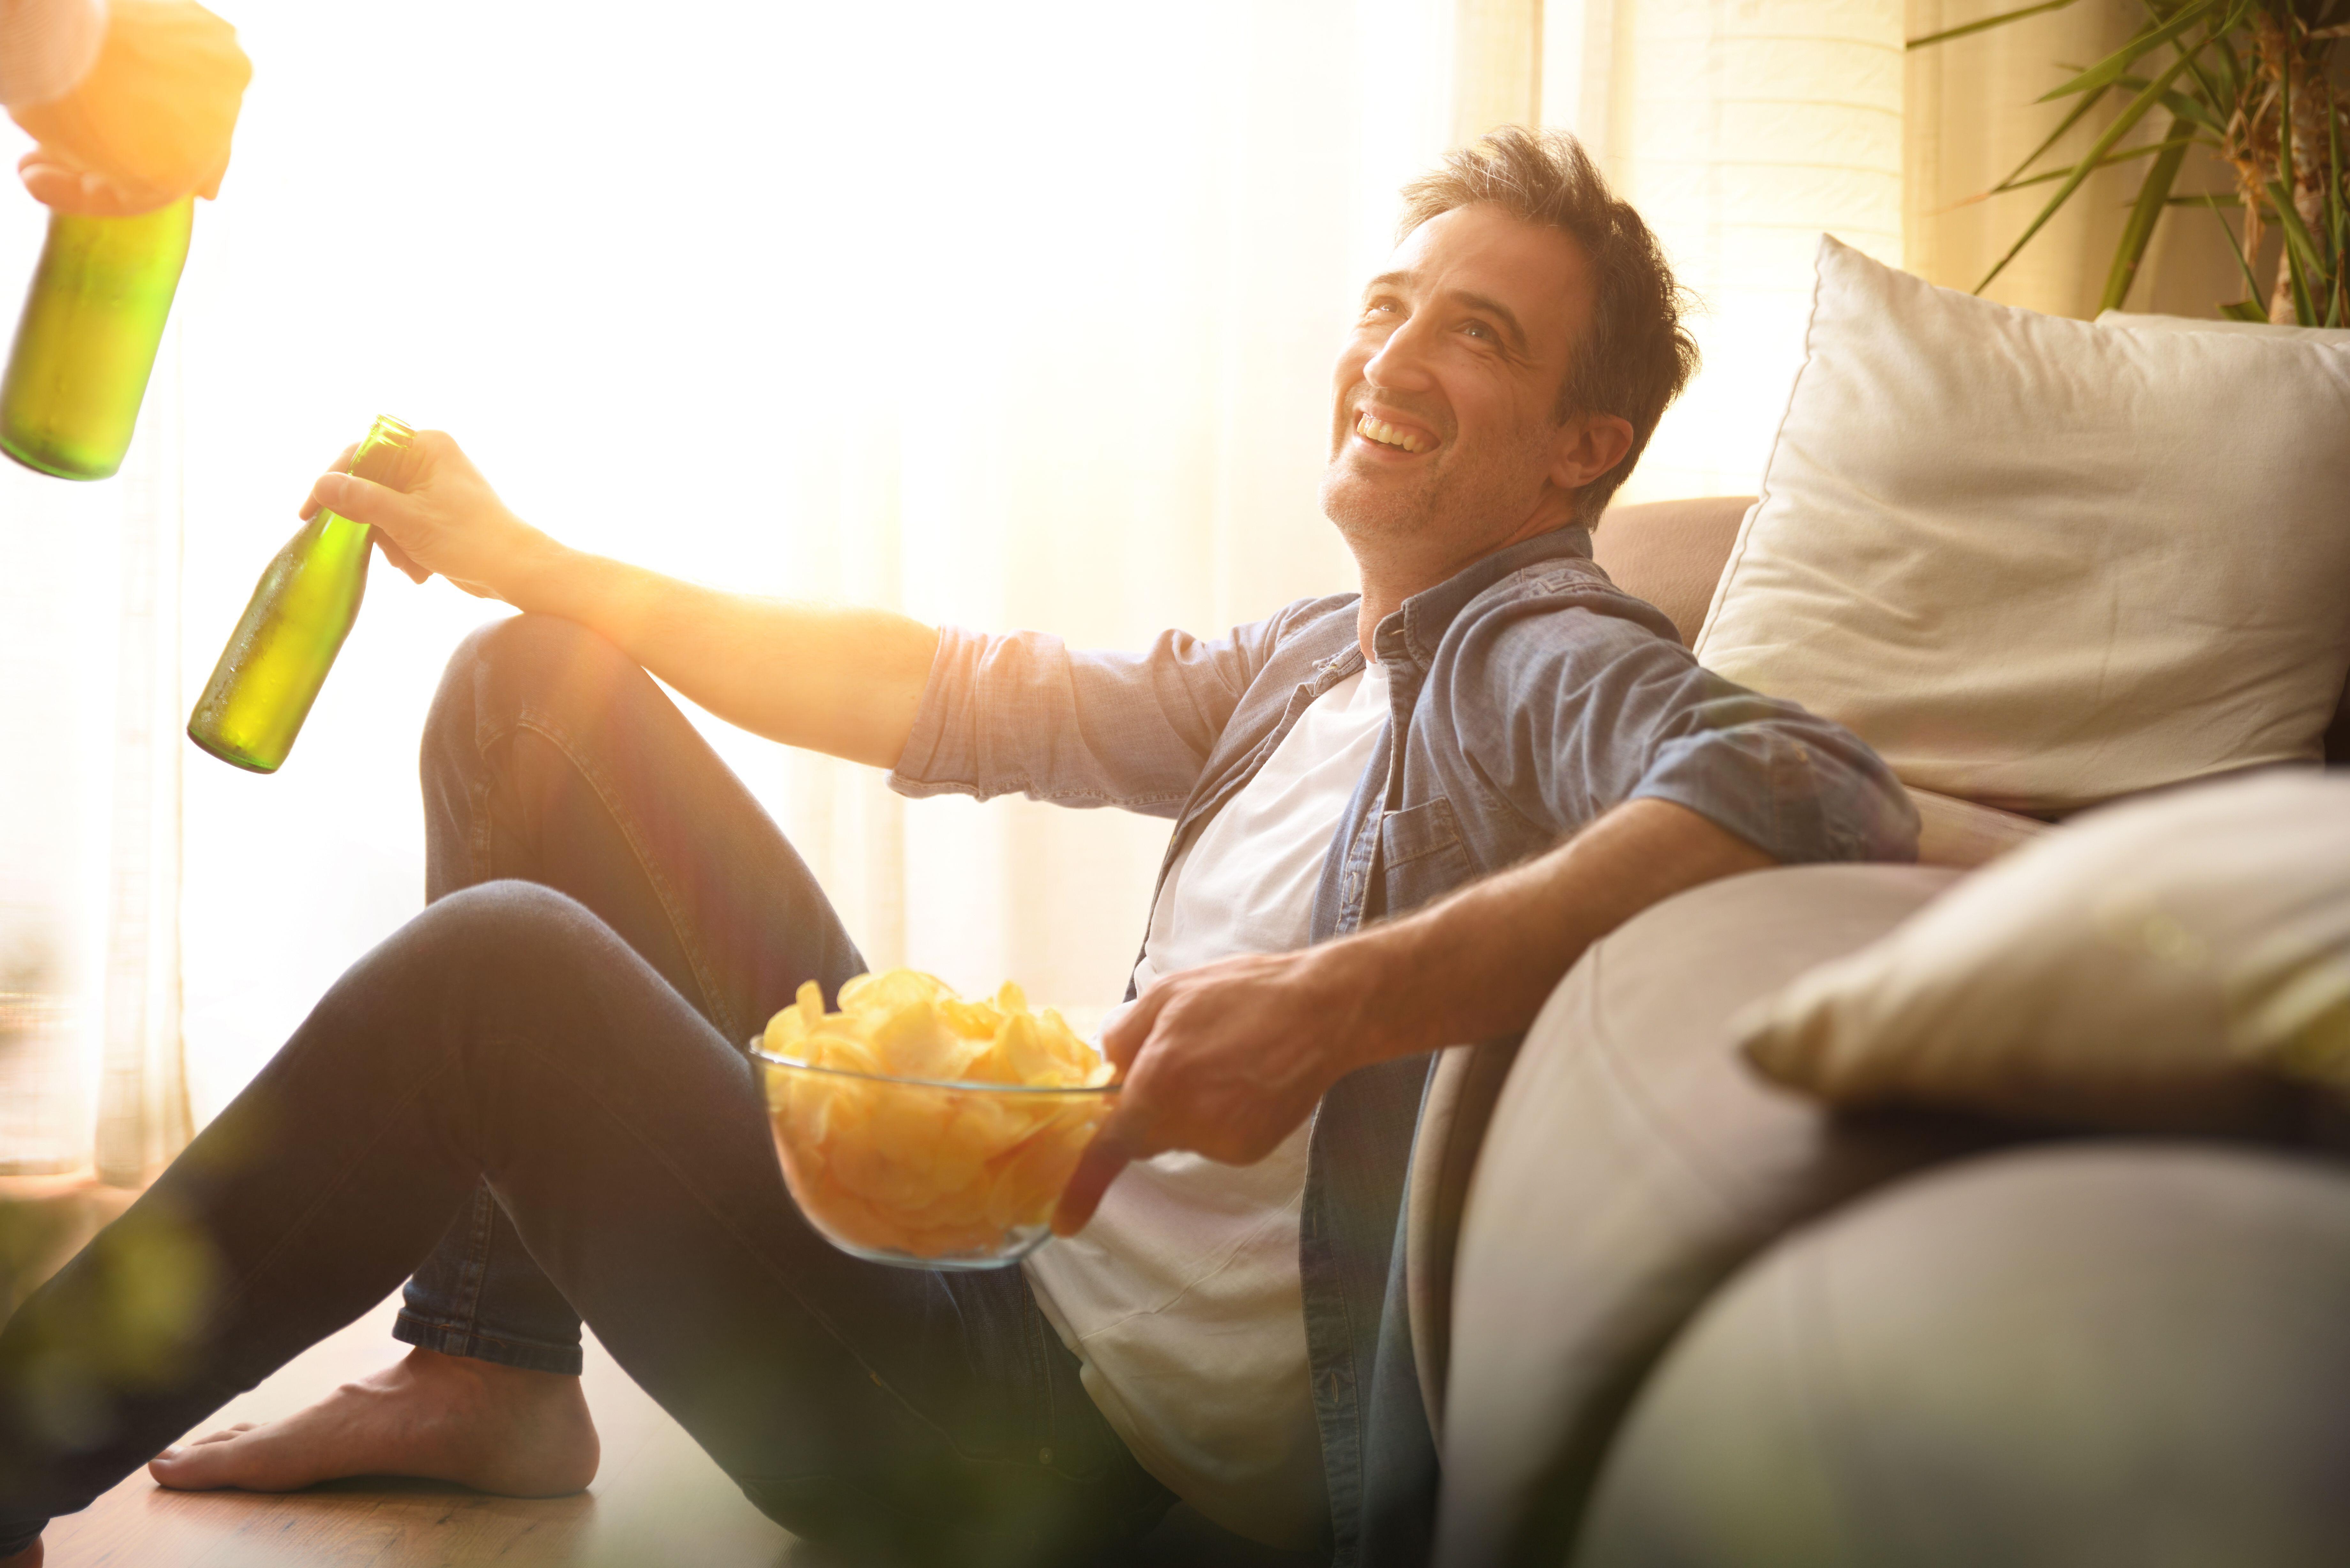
[1039,1447,1053,1466]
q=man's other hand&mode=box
[1052,945,1376,1236]
[11,0,250,215]
[1048,798,1779,1236]
[305,431,555,605]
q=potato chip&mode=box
[760,968,1116,1261]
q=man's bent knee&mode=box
[422,615,653,781]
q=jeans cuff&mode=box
[393,1308,584,1376]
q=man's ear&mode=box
[1550,411,1635,492]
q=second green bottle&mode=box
[187,415,419,773]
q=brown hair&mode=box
[1398,126,1697,524]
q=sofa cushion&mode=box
[1741,770,2350,1134]
[1433,864,2005,1568]
[1573,1143,2350,1568]
[1592,493,2049,869]
[1692,236,2350,817]
[2096,307,2350,344]
[2097,311,2350,777]
[1590,496,1753,648]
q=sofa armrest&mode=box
[1909,785,2044,868]
[1431,864,1994,1568]
[1573,1144,2350,1568]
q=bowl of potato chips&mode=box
[753,968,1119,1270]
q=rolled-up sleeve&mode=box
[889,609,1302,819]
[1445,588,1919,864]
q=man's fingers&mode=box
[373,532,429,584]
[16,152,173,216]
[309,471,421,537]
[1100,988,1171,1073]
[19,163,137,215]
[1052,1112,1151,1237]
[298,445,364,523]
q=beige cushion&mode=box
[1595,492,2048,868]
[1741,770,2350,1133]
[1437,864,1989,1568]
[1591,496,1754,648]
[1694,236,2350,817]
[2096,308,2350,344]
[2099,310,2350,774]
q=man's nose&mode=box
[1362,313,1439,391]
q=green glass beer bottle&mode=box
[186,415,420,774]
[0,197,194,481]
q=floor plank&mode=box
[42,1298,800,1567]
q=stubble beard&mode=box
[1320,422,1554,574]
[1319,456,1442,557]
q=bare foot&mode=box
[147,1347,598,1497]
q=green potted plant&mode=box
[1916,0,2347,323]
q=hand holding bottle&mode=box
[303,429,558,606]
[10,0,250,216]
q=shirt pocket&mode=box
[1379,796,1473,883]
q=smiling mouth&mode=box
[1354,412,1435,454]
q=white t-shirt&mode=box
[1023,659,1391,1550]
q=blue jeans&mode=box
[0,616,1169,1562]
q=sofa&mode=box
[1402,494,2350,1568]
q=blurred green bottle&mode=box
[0,197,193,481]
[187,415,420,774]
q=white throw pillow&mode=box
[1740,770,2350,1133]
[2096,309,2350,344]
[1693,236,2350,816]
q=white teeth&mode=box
[1356,413,1432,453]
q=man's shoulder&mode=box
[1270,590,1363,632]
[1258,591,1362,653]
[1448,556,1683,652]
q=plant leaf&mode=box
[2106,63,2229,135]
[2206,190,2266,305]
[2101,116,2193,310]
[2157,87,2227,132]
[1976,48,2200,292]
[1909,0,2081,49]
[2036,0,2214,101]
[2219,298,2269,320]
[1998,134,2203,192]
[1985,86,2113,194]
[2267,176,2325,281]
[2330,92,2346,325]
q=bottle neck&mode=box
[312,507,371,552]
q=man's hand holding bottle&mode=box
[306,431,559,606]
[9,0,250,215]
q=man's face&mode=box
[1320,203,1616,569]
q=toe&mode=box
[150,1437,239,1490]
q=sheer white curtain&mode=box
[0,302,188,1183]
[138,0,1455,1118]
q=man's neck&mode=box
[1349,516,1574,658]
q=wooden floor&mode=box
[43,1298,802,1568]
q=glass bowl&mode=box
[751,1043,1119,1270]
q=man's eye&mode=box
[1462,320,1494,341]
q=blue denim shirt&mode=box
[890,524,1918,1564]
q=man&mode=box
[0,128,1914,1567]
